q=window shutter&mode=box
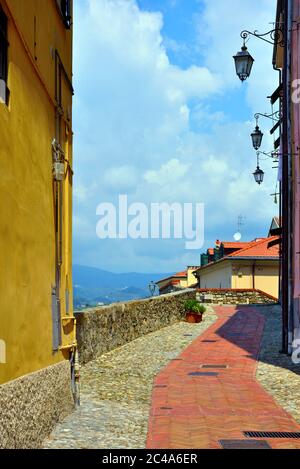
[51,287,62,351]
[0,7,8,82]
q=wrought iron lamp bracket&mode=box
[241,28,284,47]
[257,150,279,160]
[254,111,282,124]
[258,150,298,159]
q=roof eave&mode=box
[156,275,187,285]
[229,256,279,261]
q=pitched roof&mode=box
[174,270,187,277]
[228,236,279,258]
[156,270,187,285]
[195,237,279,276]
[221,241,256,249]
[159,279,182,291]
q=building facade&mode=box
[156,267,199,294]
[0,0,76,448]
[196,237,280,299]
[272,0,300,353]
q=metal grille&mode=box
[244,431,300,439]
[201,364,228,369]
[188,372,219,376]
[219,440,271,449]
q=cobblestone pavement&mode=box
[147,305,300,449]
[43,308,217,449]
[256,304,300,424]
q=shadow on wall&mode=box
[215,305,300,376]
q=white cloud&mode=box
[73,0,279,272]
[143,158,190,186]
[197,0,278,107]
[104,166,138,192]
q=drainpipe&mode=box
[252,261,256,290]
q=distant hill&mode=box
[73,265,172,309]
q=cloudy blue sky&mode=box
[72,0,279,273]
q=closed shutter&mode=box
[51,287,62,351]
[0,7,8,82]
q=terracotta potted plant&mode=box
[184,299,206,323]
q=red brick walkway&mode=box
[146,306,300,449]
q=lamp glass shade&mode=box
[233,46,254,81]
[253,166,264,185]
[251,126,263,150]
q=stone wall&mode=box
[76,289,195,365]
[0,360,74,449]
[196,288,278,305]
[76,288,277,366]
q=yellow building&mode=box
[0,0,76,448]
[195,237,280,299]
[156,266,199,294]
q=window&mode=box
[57,0,72,29]
[0,6,8,104]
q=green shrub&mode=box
[184,299,206,314]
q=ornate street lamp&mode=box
[251,115,264,150]
[253,153,264,185]
[149,281,157,297]
[253,167,264,185]
[234,28,284,82]
[233,33,254,82]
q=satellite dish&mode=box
[234,231,242,241]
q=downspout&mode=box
[252,261,256,290]
[53,50,63,349]
[53,51,79,403]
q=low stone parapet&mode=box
[196,288,278,305]
[76,289,195,365]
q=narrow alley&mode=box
[44,305,300,450]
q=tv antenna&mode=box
[233,215,246,241]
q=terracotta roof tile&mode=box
[174,270,187,277]
[156,270,187,285]
[221,241,260,249]
[228,236,279,258]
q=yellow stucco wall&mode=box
[199,259,279,299]
[187,268,198,286]
[0,0,74,385]
[232,261,279,298]
[199,262,232,289]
